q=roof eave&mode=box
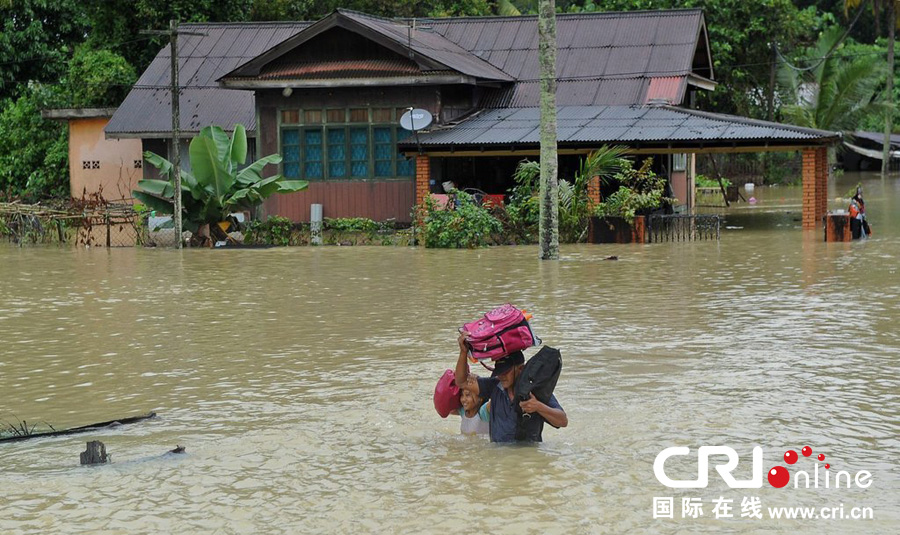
[220,73,479,89]
[42,108,118,120]
[686,73,717,91]
[104,130,257,141]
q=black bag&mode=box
[514,346,562,441]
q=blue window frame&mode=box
[373,127,393,177]
[280,108,417,180]
[282,129,301,179]
[350,127,369,177]
[327,128,347,178]
[304,129,323,179]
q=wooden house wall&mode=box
[258,87,470,223]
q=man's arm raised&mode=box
[454,331,480,396]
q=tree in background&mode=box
[0,0,88,101]
[64,48,137,108]
[82,0,254,77]
[844,0,897,174]
[0,84,67,200]
[779,26,887,133]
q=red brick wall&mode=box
[415,155,431,207]
[587,175,601,206]
[802,147,828,230]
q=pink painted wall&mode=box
[69,117,143,201]
[671,170,688,211]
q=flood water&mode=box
[1,172,899,534]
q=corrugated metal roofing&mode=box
[338,10,513,81]
[851,130,900,148]
[106,23,309,138]
[110,10,711,136]
[403,105,840,148]
[645,76,686,104]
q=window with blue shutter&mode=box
[282,129,300,179]
[281,108,419,180]
[327,128,347,178]
[304,129,323,179]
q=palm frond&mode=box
[497,0,521,16]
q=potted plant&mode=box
[589,158,672,244]
[133,124,308,246]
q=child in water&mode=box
[456,375,490,436]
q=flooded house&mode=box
[107,8,839,228]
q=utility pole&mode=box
[883,1,895,177]
[141,21,206,248]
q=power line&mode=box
[774,0,870,73]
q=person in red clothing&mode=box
[849,186,871,239]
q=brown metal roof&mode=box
[425,8,710,105]
[401,105,841,149]
[221,9,706,100]
[110,10,713,137]
[106,22,310,138]
[222,10,513,84]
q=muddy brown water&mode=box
[1,172,898,533]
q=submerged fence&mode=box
[0,201,145,247]
[647,214,720,243]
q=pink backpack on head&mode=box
[462,304,541,361]
[434,369,461,418]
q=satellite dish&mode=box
[400,108,433,131]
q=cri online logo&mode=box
[653,445,872,489]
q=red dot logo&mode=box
[768,466,790,488]
[817,453,825,461]
[784,450,798,464]
[825,464,830,469]
[801,446,812,457]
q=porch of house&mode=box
[413,146,831,231]
[407,106,838,231]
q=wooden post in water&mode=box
[80,441,109,465]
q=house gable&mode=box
[258,28,423,80]
[221,10,512,88]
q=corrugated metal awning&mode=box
[401,105,841,150]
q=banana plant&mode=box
[133,124,308,231]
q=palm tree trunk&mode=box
[538,0,559,260]
[883,1,895,176]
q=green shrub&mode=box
[419,190,502,248]
[500,160,541,244]
[506,146,627,243]
[324,217,379,244]
[695,174,732,188]
[594,158,672,223]
[245,215,295,246]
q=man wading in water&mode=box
[454,331,567,442]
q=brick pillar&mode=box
[815,147,828,226]
[802,147,828,230]
[587,175,601,207]
[415,155,430,207]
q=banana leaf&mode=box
[136,179,175,197]
[189,134,234,202]
[133,191,174,214]
[230,124,248,167]
[236,154,283,185]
